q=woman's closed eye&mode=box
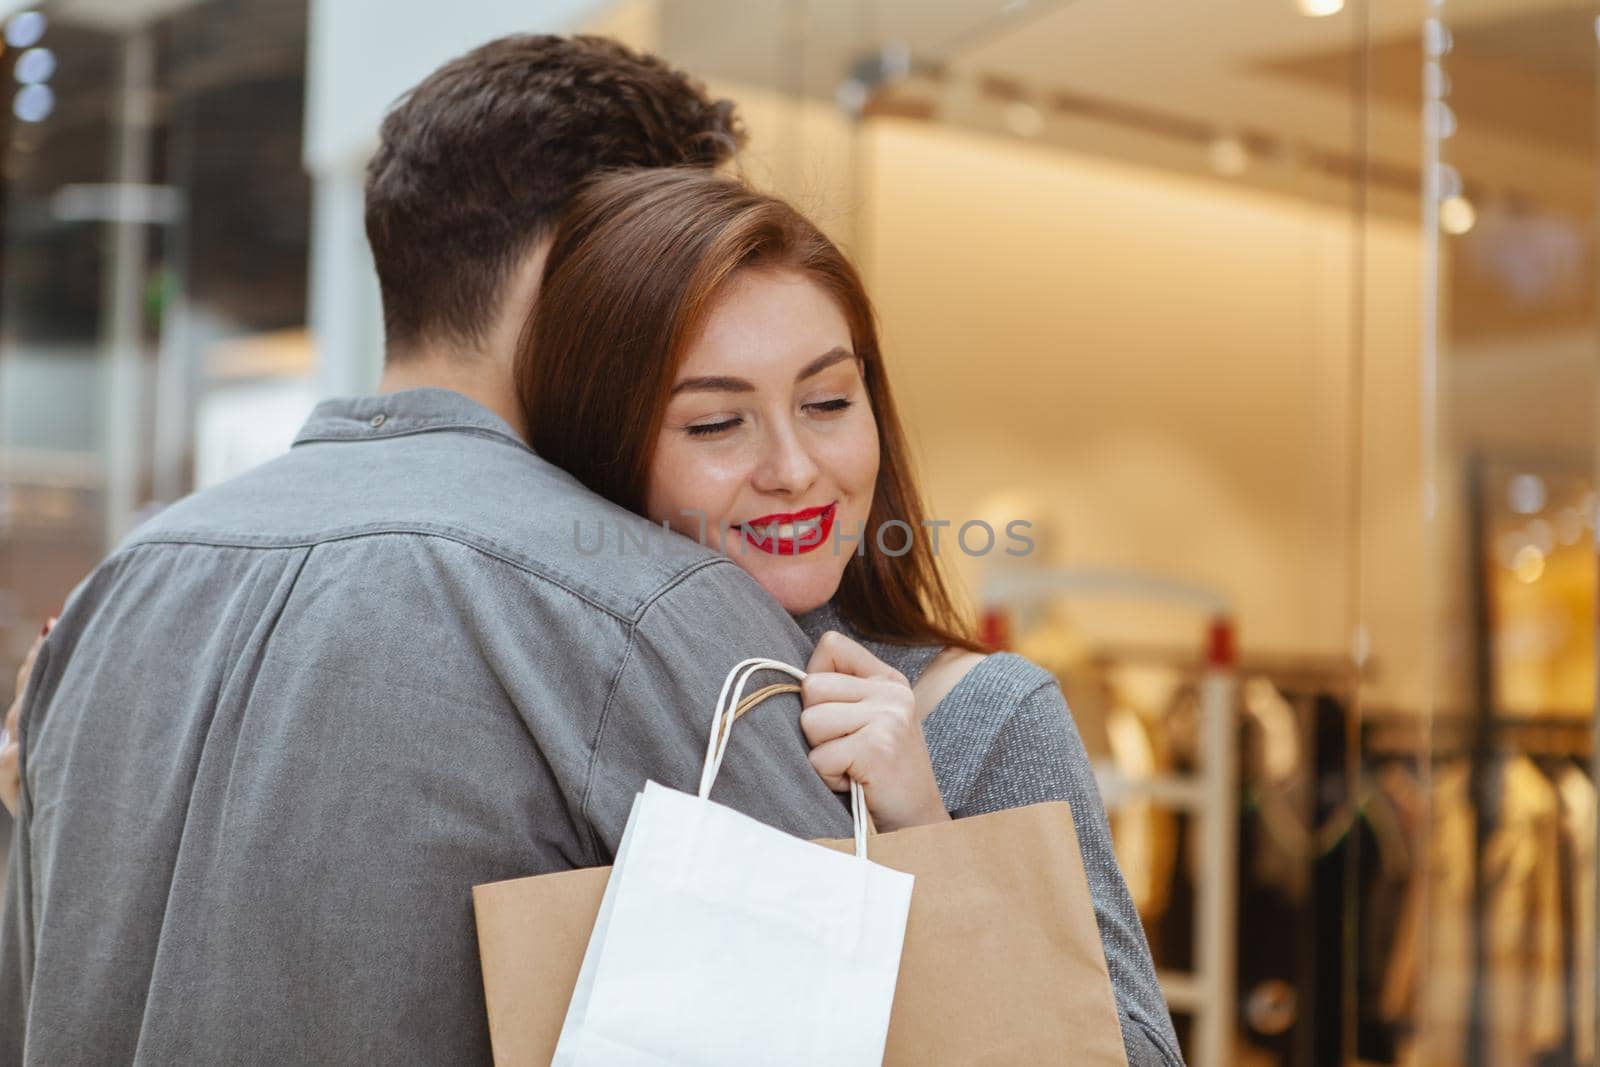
[686,416,742,437]
[684,398,853,438]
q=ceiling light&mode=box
[12,80,50,122]
[1512,545,1545,584]
[4,10,43,49]
[1439,195,1475,235]
[1004,102,1043,137]
[1424,18,1453,58]
[14,45,52,84]
[1432,162,1462,201]
[1508,473,1547,514]
[1296,0,1344,16]
[1207,136,1249,177]
[1427,101,1458,139]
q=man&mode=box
[0,35,854,1065]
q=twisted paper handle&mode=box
[698,657,872,860]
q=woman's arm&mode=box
[959,677,1186,1067]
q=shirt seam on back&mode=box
[576,555,731,864]
[128,543,313,1063]
[113,529,717,626]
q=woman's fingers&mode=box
[805,630,908,685]
[799,669,877,707]
[805,734,860,793]
[0,740,17,816]
[2,622,51,816]
[800,631,945,830]
[799,699,873,748]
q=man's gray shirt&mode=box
[0,388,854,1065]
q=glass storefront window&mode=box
[0,0,310,688]
[1419,3,1599,1065]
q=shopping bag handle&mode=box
[724,684,880,842]
[698,657,872,861]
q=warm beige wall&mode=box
[857,119,1428,706]
[1357,221,1430,712]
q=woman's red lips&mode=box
[739,503,837,556]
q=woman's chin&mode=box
[736,557,843,615]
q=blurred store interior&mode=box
[0,1,1593,1064]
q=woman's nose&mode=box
[751,418,820,496]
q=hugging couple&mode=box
[0,34,1182,1067]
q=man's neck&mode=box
[373,243,547,444]
[376,353,528,441]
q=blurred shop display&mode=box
[991,570,1374,1067]
[0,0,311,737]
[1364,714,1596,1067]
[985,565,1242,1067]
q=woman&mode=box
[518,167,1184,1067]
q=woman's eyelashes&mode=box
[807,398,853,415]
[686,417,741,437]
[681,398,854,438]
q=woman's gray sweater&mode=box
[794,602,1185,1067]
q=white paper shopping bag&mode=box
[552,658,915,1066]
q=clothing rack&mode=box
[1363,712,1594,761]
[1363,708,1597,1065]
[983,566,1238,1067]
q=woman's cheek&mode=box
[824,420,880,495]
[653,443,746,529]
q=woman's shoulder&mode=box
[913,648,1060,723]
[916,651,1071,815]
[911,647,987,717]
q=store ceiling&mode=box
[667,0,1593,217]
[956,0,1590,211]
[661,0,1595,454]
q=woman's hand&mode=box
[2,619,51,817]
[800,630,951,832]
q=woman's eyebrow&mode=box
[670,375,754,396]
[669,347,856,396]
[795,347,854,381]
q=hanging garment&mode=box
[1410,761,1475,1067]
[1557,763,1596,1067]
[1356,763,1416,1064]
[1482,755,1564,1067]
[1375,760,1427,1034]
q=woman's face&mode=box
[645,267,880,614]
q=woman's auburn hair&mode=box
[517,167,981,653]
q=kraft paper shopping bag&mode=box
[548,658,914,1066]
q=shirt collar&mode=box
[292,387,528,450]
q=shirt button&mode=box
[370,414,387,428]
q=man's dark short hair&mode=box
[364,34,744,357]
